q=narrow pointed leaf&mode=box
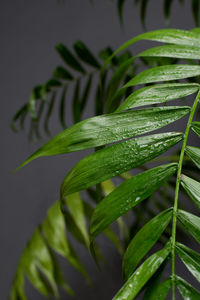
[175,275,200,299]
[59,85,67,129]
[17,107,188,169]
[90,164,176,239]
[181,174,200,209]
[191,121,200,137]
[80,74,92,112]
[11,104,27,132]
[144,277,172,300]
[192,0,200,26]
[56,43,85,74]
[61,132,182,197]
[177,210,200,243]
[123,208,173,279]
[44,92,56,135]
[112,243,171,300]
[176,242,200,282]
[117,0,126,25]
[53,66,74,81]
[164,0,173,25]
[141,0,148,29]
[72,79,81,123]
[138,44,200,60]
[124,65,200,88]
[73,41,100,69]
[116,83,199,112]
[185,146,200,169]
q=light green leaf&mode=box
[116,83,199,112]
[175,275,200,299]
[177,209,200,243]
[17,107,188,169]
[61,132,182,197]
[73,41,100,69]
[181,174,200,209]
[112,242,171,300]
[124,65,200,88]
[138,44,200,60]
[191,121,200,137]
[185,146,200,169]
[123,208,173,279]
[90,164,176,239]
[176,242,200,283]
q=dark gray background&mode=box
[0,1,196,299]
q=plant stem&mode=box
[171,91,200,300]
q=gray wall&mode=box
[0,1,195,299]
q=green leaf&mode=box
[90,164,176,239]
[17,107,188,169]
[185,146,200,169]
[11,104,28,132]
[61,132,182,197]
[117,0,126,25]
[138,44,200,60]
[53,66,74,81]
[80,74,92,113]
[59,85,67,129]
[164,0,173,25]
[116,83,199,112]
[144,277,172,300]
[73,41,100,69]
[124,65,200,88]
[44,92,56,136]
[176,242,200,283]
[180,174,200,209]
[56,43,85,74]
[177,209,200,243]
[175,275,200,299]
[192,0,200,26]
[141,0,148,29]
[112,242,171,300]
[72,79,81,123]
[191,121,200,137]
[123,208,173,279]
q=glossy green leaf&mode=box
[191,121,200,137]
[73,41,100,69]
[53,66,74,80]
[177,209,200,243]
[185,146,200,169]
[56,43,85,74]
[59,85,67,129]
[61,132,182,197]
[175,275,200,299]
[17,107,188,169]
[116,83,199,112]
[112,242,171,300]
[144,277,172,300]
[124,65,200,88]
[181,174,200,209]
[123,208,173,279]
[90,164,176,239]
[176,242,200,282]
[138,44,200,60]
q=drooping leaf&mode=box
[123,208,173,279]
[112,242,171,300]
[80,74,92,112]
[61,132,182,197]
[73,41,100,69]
[164,0,173,25]
[192,0,200,26]
[177,209,200,243]
[124,65,200,88]
[175,275,200,299]
[53,66,74,81]
[59,85,67,129]
[116,83,199,112]
[72,79,81,123]
[144,277,172,300]
[44,92,56,136]
[56,43,85,74]
[17,107,188,169]
[176,242,200,283]
[180,174,200,209]
[191,121,200,137]
[141,0,148,29]
[138,44,200,60]
[11,104,28,132]
[185,146,200,169]
[117,0,126,26]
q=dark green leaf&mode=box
[72,79,81,123]
[117,0,126,25]
[116,83,199,112]
[11,104,27,132]
[17,107,188,169]
[123,208,173,279]
[61,132,182,197]
[56,43,85,74]
[73,41,100,69]
[53,66,74,81]
[80,74,92,112]
[144,277,171,300]
[176,242,200,282]
[192,0,200,26]
[141,0,148,29]
[164,0,173,25]
[112,242,171,300]
[177,210,200,243]
[59,85,67,129]
[180,174,200,209]
[44,92,56,136]
[191,121,200,137]
[185,146,200,169]
[175,275,200,299]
